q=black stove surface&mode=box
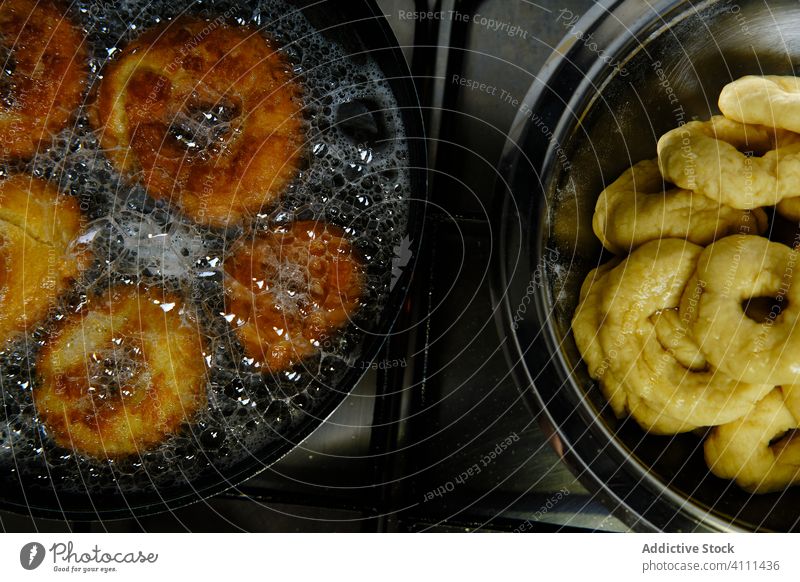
[0,0,626,533]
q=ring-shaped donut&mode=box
[680,234,800,386]
[573,239,773,433]
[223,221,364,374]
[92,16,304,227]
[0,0,87,159]
[0,174,90,344]
[33,285,208,458]
[704,387,800,493]
[657,116,800,209]
[593,158,767,254]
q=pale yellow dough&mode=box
[657,116,800,209]
[718,75,800,221]
[719,75,800,133]
[572,239,772,433]
[705,387,800,494]
[573,74,800,494]
[572,259,691,434]
[681,234,800,386]
[593,158,767,254]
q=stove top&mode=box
[0,0,627,533]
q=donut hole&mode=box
[742,295,786,323]
[86,341,148,403]
[738,147,767,158]
[726,127,779,157]
[272,262,311,310]
[168,96,241,157]
[769,429,795,448]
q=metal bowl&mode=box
[494,0,800,531]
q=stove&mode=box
[0,0,627,533]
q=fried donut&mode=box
[0,0,87,159]
[593,159,766,254]
[680,234,800,386]
[719,75,800,133]
[657,115,800,209]
[93,16,304,227]
[572,238,773,433]
[0,174,89,344]
[33,285,207,458]
[704,387,800,493]
[223,221,364,374]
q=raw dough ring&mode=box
[34,285,208,458]
[0,0,88,159]
[657,115,800,209]
[572,258,693,434]
[720,76,800,222]
[705,387,800,494]
[572,239,771,433]
[223,221,364,374]
[593,158,767,254]
[719,75,800,133]
[681,234,800,386]
[0,174,90,344]
[93,16,304,227]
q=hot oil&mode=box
[0,0,412,497]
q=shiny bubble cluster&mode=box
[0,0,411,498]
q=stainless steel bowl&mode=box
[494,0,800,531]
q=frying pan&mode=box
[0,0,426,520]
[493,0,800,531]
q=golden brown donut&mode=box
[92,16,304,227]
[223,221,364,373]
[0,174,90,344]
[34,285,208,459]
[0,0,87,159]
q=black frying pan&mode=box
[0,0,426,520]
